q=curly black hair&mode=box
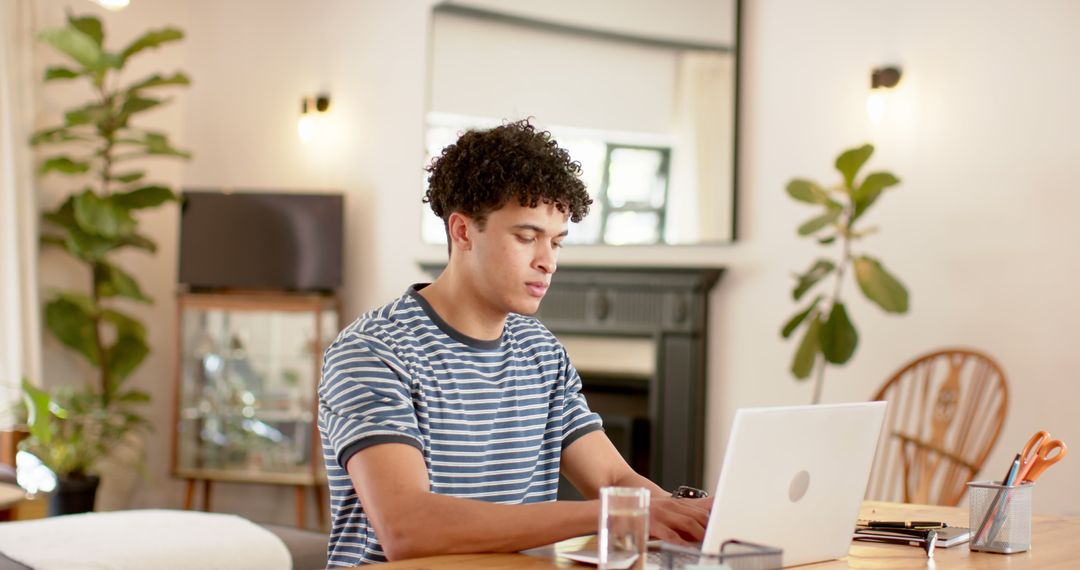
[424,119,592,231]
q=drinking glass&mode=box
[599,486,650,570]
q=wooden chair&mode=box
[865,348,1009,506]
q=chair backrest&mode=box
[865,348,1009,506]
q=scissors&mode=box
[1015,430,1067,483]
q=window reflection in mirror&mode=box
[423,0,739,245]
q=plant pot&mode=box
[48,475,100,516]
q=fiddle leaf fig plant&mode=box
[24,13,189,478]
[781,144,909,404]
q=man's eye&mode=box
[516,235,536,243]
[553,241,564,249]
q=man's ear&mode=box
[446,212,473,252]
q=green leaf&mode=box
[121,95,163,115]
[21,379,56,445]
[853,256,909,313]
[786,179,829,204]
[44,296,99,365]
[67,14,104,46]
[95,263,151,303]
[111,186,176,210]
[102,309,149,390]
[821,302,858,364]
[44,66,80,81]
[117,233,157,253]
[144,132,191,158]
[102,52,124,70]
[101,308,146,338]
[38,27,103,70]
[30,126,87,146]
[127,72,191,91]
[797,207,842,236]
[817,235,837,245]
[835,144,874,191]
[65,228,118,261]
[64,102,110,127]
[120,27,184,63]
[781,295,823,339]
[791,314,822,380]
[852,172,901,220]
[74,190,135,238]
[106,334,149,389]
[42,196,78,229]
[111,171,146,184]
[792,259,835,300]
[116,389,151,403]
[39,156,91,176]
[55,291,97,317]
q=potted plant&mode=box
[23,12,190,514]
[781,144,910,404]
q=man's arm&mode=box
[560,430,711,544]
[346,442,601,561]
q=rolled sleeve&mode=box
[318,335,423,469]
[559,351,603,449]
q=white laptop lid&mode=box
[701,402,886,567]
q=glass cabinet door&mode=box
[175,296,337,484]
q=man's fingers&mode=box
[651,500,708,543]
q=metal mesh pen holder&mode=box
[967,480,1034,553]
[654,540,783,570]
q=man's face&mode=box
[462,201,568,316]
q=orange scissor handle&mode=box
[1024,439,1067,482]
[1015,431,1051,481]
[1020,431,1051,462]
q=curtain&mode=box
[0,0,42,427]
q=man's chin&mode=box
[513,298,544,316]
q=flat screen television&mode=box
[178,190,343,292]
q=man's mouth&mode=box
[525,282,549,297]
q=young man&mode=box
[318,120,710,566]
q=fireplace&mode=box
[420,264,723,494]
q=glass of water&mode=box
[599,486,650,570]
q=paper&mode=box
[558,547,638,569]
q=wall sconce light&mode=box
[868,66,902,125]
[91,0,131,10]
[871,66,902,89]
[298,93,331,144]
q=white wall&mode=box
[30,0,1080,525]
[33,0,435,524]
[707,0,1080,515]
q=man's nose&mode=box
[535,243,557,274]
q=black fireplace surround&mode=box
[419,264,722,493]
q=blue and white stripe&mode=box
[318,285,602,566]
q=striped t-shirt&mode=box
[318,285,603,566]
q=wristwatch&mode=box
[671,485,709,499]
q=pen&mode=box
[858,520,947,529]
[853,529,937,558]
[975,453,1022,544]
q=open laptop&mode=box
[558,402,886,568]
[700,401,887,566]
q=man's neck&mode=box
[417,267,506,341]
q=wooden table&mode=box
[376,501,1080,569]
[0,483,26,522]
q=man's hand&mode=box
[648,497,712,544]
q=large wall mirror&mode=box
[423,0,741,246]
